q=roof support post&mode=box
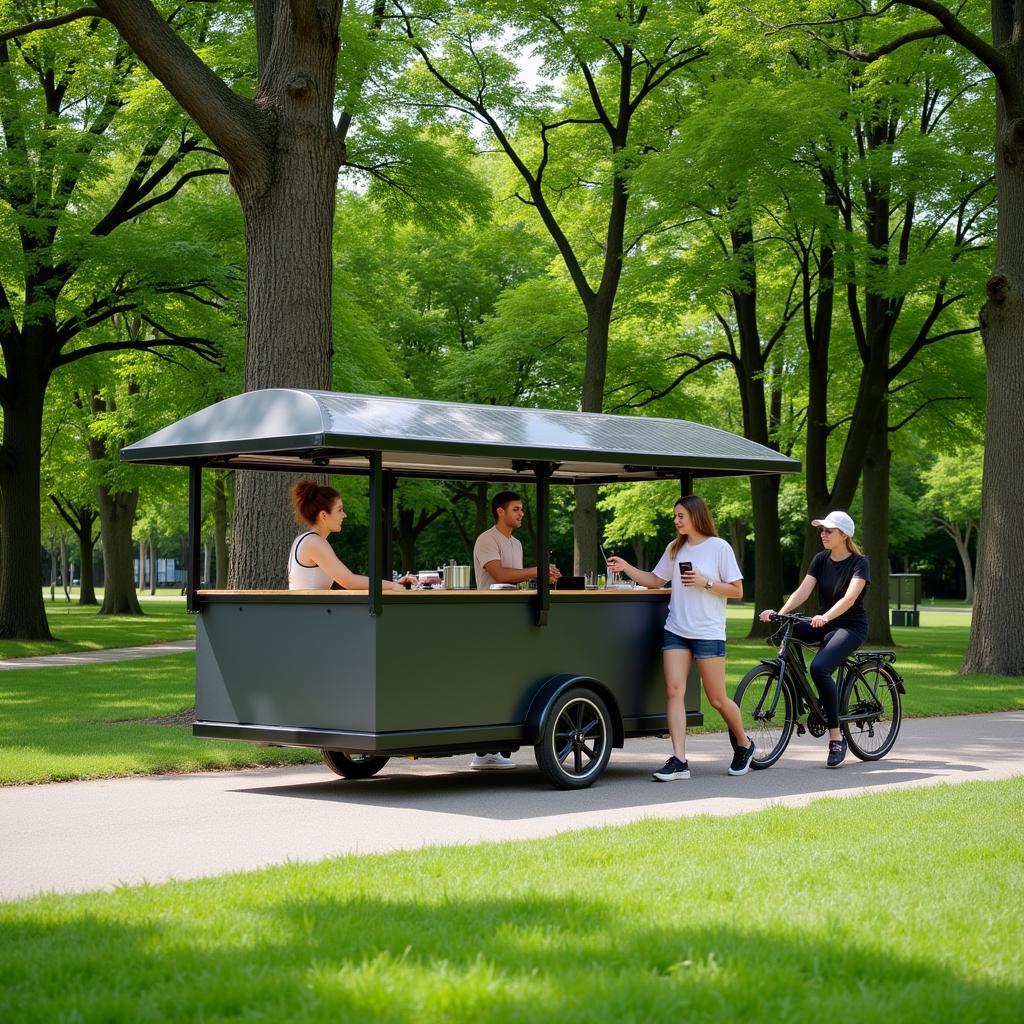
[368,452,383,616]
[382,470,395,579]
[534,461,552,626]
[187,463,202,613]
[679,472,693,498]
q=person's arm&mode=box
[811,576,867,628]
[303,535,411,592]
[690,572,743,600]
[759,573,818,622]
[606,556,667,590]
[483,560,536,585]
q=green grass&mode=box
[0,654,317,785]
[1,778,1021,1023]
[0,596,194,660]
[722,605,1024,718]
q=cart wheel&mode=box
[321,750,390,779]
[535,687,612,790]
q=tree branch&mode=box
[93,0,270,179]
[0,7,102,43]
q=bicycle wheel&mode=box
[733,665,795,769]
[840,662,902,760]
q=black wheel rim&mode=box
[550,697,607,780]
[843,666,898,756]
[736,669,791,766]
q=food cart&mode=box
[121,389,799,788]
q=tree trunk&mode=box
[862,415,894,645]
[138,538,145,590]
[574,299,612,576]
[963,37,1024,674]
[79,521,98,606]
[213,470,229,588]
[747,475,783,636]
[943,520,975,604]
[97,485,143,616]
[0,377,53,639]
[61,535,71,602]
[149,536,157,595]
[227,22,341,590]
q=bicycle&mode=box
[733,613,906,768]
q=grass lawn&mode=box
[0,595,194,660]
[0,654,317,785]
[722,605,1023,717]
[1,777,1021,1023]
[0,606,1020,786]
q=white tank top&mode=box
[287,532,333,590]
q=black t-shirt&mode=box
[807,551,871,632]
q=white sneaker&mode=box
[469,753,515,770]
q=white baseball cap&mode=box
[812,511,855,536]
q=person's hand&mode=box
[606,555,629,574]
[391,573,417,590]
[810,614,830,629]
[759,608,776,623]
[548,564,561,583]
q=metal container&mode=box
[444,564,471,589]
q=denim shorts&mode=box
[661,629,726,659]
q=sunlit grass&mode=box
[1,778,1020,1023]
[0,654,317,784]
[722,606,1021,718]
[0,596,194,660]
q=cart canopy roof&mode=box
[120,388,800,484]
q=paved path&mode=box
[0,639,195,671]
[2,711,1021,902]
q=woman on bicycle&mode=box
[758,510,870,768]
[607,494,754,781]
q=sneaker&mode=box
[652,756,690,781]
[469,753,515,770]
[826,738,848,768]
[728,739,756,776]
[728,730,741,754]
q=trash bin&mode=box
[889,573,921,627]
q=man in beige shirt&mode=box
[470,491,560,769]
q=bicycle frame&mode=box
[757,616,904,732]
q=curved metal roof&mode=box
[120,389,799,483]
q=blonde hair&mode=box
[668,495,718,559]
[844,535,862,556]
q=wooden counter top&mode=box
[196,587,666,597]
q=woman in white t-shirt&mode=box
[607,494,755,781]
[288,479,416,591]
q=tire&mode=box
[321,749,390,779]
[534,687,613,790]
[840,663,902,761]
[733,665,795,769]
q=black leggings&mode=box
[792,621,866,728]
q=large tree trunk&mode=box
[963,31,1024,674]
[574,298,613,576]
[97,485,143,616]
[0,376,53,639]
[862,415,894,645]
[213,470,229,588]
[227,19,340,590]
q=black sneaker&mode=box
[729,739,756,776]
[826,737,848,768]
[652,756,690,781]
[728,730,741,753]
